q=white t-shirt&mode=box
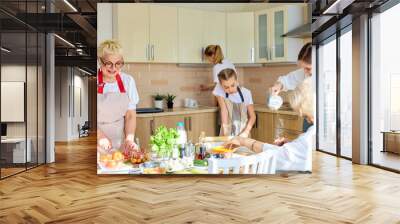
[99,72,139,110]
[262,125,315,172]
[278,69,306,91]
[213,86,254,106]
[213,59,236,83]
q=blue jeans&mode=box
[303,118,312,132]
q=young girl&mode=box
[215,68,256,138]
[200,45,236,92]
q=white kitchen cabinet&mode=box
[113,4,178,63]
[255,9,271,63]
[113,4,150,62]
[255,6,304,63]
[226,12,255,64]
[202,11,226,60]
[178,9,226,64]
[149,5,178,63]
[178,8,204,63]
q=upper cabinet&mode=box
[178,9,226,63]
[113,4,178,63]
[255,6,304,63]
[178,8,204,63]
[226,12,255,64]
[113,4,305,64]
[149,5,178,63]
[113,4,149,63]
[202,11,226,61]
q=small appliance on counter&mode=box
[184,98,198,108]
[136,107,164,114]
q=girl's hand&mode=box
[223,136,244,149]
[273,137,288,146]
[200,84,210,91]
[239,130,250,138]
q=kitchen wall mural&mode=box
[96,3,314,175]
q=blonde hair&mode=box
[288,77,314,119]
[97,40,123,59]
[218,68,237,82]
[204,45,224,64]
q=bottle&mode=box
[176,122,187,146]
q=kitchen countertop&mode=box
[253,104,300,116]
[136,106,218,118]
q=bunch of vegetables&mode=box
[150,126,179,158]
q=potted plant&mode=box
[153,93,164,109]
[165,94,176,109]
[150,126,178,160]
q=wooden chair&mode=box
[207,152,276,174]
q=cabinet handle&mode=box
[251,47,255,62]
[150,119,154,135]
[268,47,271,60]
[146,44,149,61]
[189,117,192,131]
[184,117,188,132]
[151,44,154,61]
[201,47,205,62]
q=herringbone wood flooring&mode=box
[1,135,400,224]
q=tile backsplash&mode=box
[123,63,298,108]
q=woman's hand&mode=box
[270,82,283,95]
[124,134,139,152]
[98,137,112,151]
[273,137,288,146]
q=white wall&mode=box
[55,67,89,141]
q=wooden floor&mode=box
[372,150,400,171]
[1,135,400,224]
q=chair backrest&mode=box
[207,151,276,174]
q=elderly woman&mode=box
[97,40,139,153]
[224,78,315,172]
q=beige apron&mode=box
[97,70,129,151]
[220,87,248,136]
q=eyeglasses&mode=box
[100,58,124,69]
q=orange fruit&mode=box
[106,160,117,168]
[112,151,124,161]
[100,154,112,163]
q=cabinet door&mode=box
[274,128,302,141]
[113,4,149,62]
[274,114,303,131]
[255,112,274,144]
[226,12,254,63]
[188,112,217,142]
[272,8,286,61]
[136,117,154,151]
[154,115,186,131]
[255,10,271,63]
[178,8,204,63]
[149,5,178,63]
[203,11,226,60]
